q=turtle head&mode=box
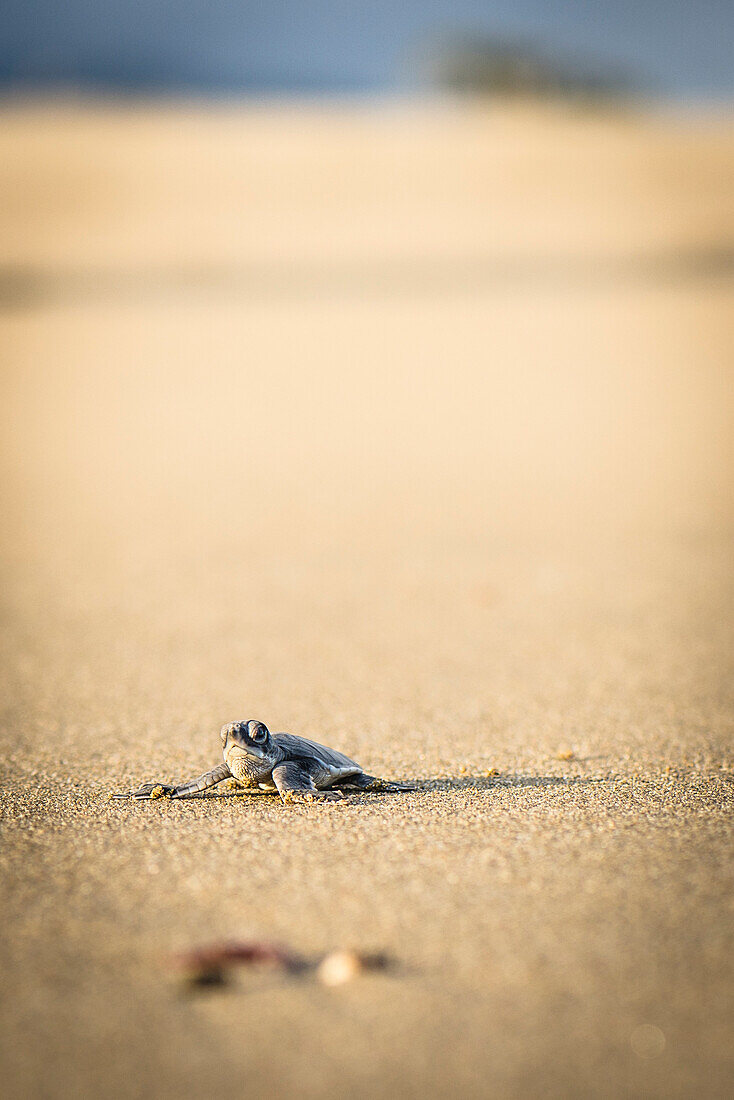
[221,719,274,763]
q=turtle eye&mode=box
[252,724,267,741]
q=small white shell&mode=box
[316,950,364,986]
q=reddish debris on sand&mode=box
[171,940,305,986]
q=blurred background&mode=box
[2,0,734,98]
[1,3,733,1100]
[2,0,733,549]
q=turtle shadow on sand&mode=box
[418,774,606,793]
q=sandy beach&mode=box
[1,100,733,1099]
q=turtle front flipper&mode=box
[272,762,346,805]
[113,762,232,800]
[111,781,176,800]
[169,762,232,798]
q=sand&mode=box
[0,99,733,1099]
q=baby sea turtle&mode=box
[116,719,416,805]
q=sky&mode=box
[1,0,733,99]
